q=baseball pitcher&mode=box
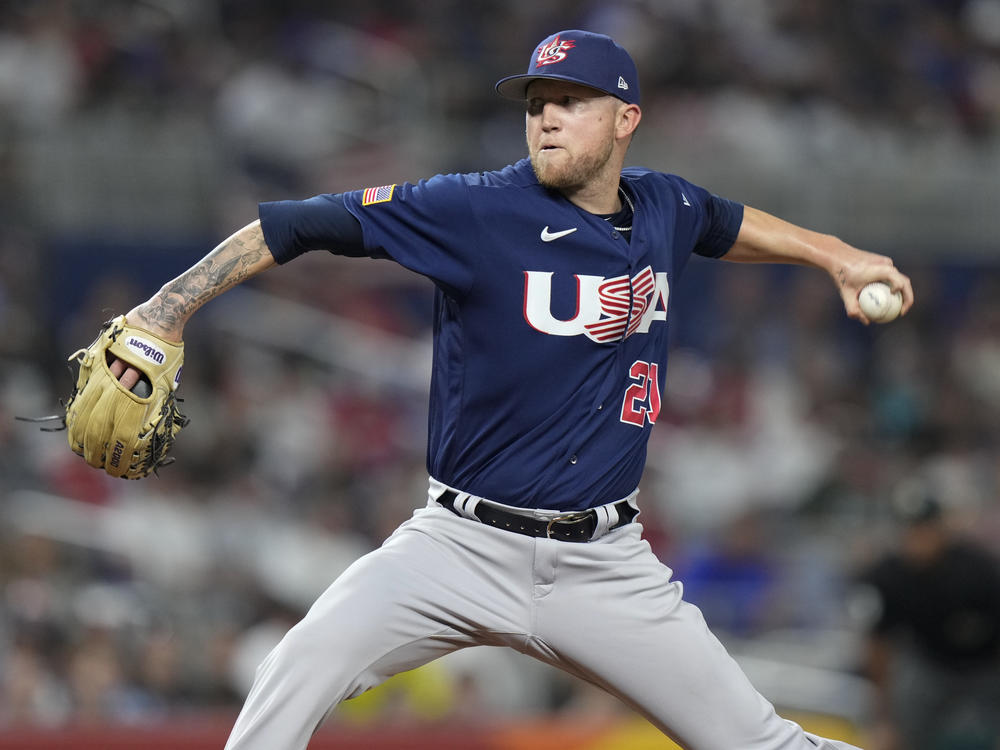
[61,30,914,750]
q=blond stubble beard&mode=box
[529,136,615,192]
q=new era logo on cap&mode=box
[495,30,640,106]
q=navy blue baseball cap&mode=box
[496,30,640,106]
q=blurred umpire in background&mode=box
[856,485,1000,750]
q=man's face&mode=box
[525,79,620,191]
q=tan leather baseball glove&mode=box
[62,315,189,478]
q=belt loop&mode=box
[453,492,481,520]
[591,503,618,539]
[436,487,482,521]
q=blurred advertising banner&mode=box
[0,712,860,749]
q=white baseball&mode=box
[858,281,902,323]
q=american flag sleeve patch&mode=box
[362,184,396,205]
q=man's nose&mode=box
[541,103,561,130]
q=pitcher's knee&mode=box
[247,619,380,709]
[278,613,379,669]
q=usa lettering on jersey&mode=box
[523,266,669,342]
[536,35,575,66]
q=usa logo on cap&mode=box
[495,29,640,106]
[536,35,576,66]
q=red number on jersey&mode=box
[620,360,661,428]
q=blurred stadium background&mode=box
[2,0,1000,747]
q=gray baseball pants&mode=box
[224,479,863,750]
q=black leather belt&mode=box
[436,489,638,542]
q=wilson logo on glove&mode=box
[125,336,166,365]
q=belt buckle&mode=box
[545,511,592,539]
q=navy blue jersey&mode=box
[260,158,742,511]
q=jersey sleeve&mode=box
[258,193,367,264]
[341,174,477,297]
[678,177,744,258]
[697,194,744,258]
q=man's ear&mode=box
[616,103,641,140]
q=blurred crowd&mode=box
[2,0,1000,234]
[2,0,1000,744]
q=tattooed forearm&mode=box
[131,220,275,336]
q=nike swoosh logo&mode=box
[540,226,578,242]
[681,193,691,207]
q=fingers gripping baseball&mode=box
[837,252,914,325]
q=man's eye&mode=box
[527,97,578,114]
